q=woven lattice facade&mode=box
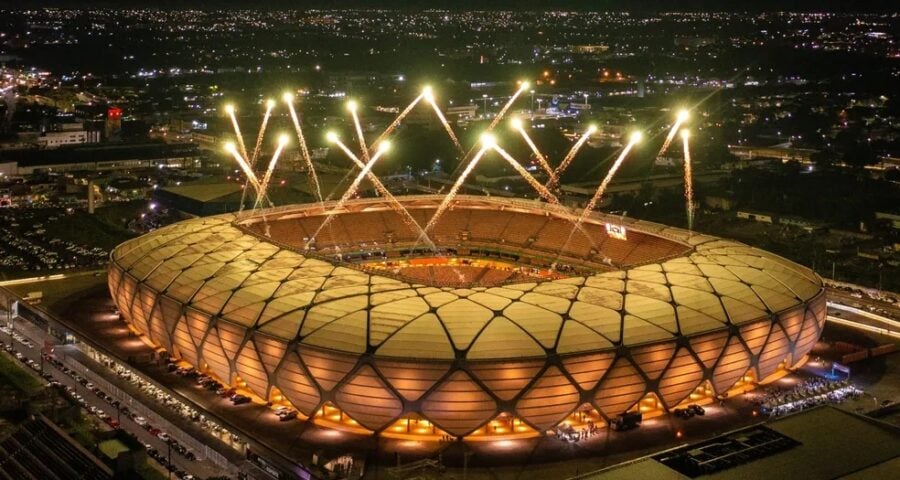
[108,195,825,436]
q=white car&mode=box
[134,416,149,426]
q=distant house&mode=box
[704,195,733,211]
[736,210,775,223]
[736,210,826,232]
[152,182,246,216]
[875,211,900,230]
[0,143,203,175]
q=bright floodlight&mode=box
[347,100,357,112]
[378,140,391,153]
[278,133,290,145]
[587,124,598,134]
[480,133,497,148]
[519,81,530,90]
[325,131,339,143]
[630,131,643,143]
[266,98,276,108]
[224,104,235,114]
[677,109,689,122]
[422,85,434,102]
[224,141,236,152]
[510,117,523,130]
[282,92,294,103]
[680,129,690,140]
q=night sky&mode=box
[3,0,897,12]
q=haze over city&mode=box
[0,3,898,480]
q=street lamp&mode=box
[482,94,489,117]
[530,90,535,118]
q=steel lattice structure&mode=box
[108,195,825,437]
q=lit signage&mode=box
[605,223,627,240]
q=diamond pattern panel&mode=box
[712,336,751,393]
[593,357,646,418]
[275,352,321,416]
[375,360,451,402]
[421,371,497,436]
[470,360,545,402]
[334,365,403,431]
[516,366,580,431]
[108,198,827,437]
[657,348,704,408]
[757,325,791,380]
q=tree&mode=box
[841,140,878,169]
[810,148,839,170]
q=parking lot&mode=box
[0,207,109,275]
[1,321,239,480]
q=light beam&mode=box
[224,142,261,192]
[225,104,249,162]
[577,131,641,223]
[329,137,435,249]
[488,81,529,131]
[657,109,689,158]
[491,144,558,204]
[251,99,276,166]
[681,129,694,231]
[548,124,597,190]
[421,135,493,237]
[284,92,322,202]
[348,100,370,162]
[254,134,289,209]
[369,92,425,151]
[511,117,554,177]
[306,142,392,246]
[425,90,464,154]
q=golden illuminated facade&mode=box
[108,195,826,439]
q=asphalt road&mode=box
[1,320,233,480]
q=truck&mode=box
[611,411,642,431]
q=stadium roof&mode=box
[160,183,243,202]
[111,196,824,361]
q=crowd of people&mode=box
[554,420,602,442]
[755,377,862,417]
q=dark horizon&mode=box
[1,0,898,12]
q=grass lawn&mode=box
[136,461,171,480]
[46,200,143,251]
[6,273,108,316]
[0,352,44,395]
[98,438,131,459]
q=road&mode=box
[1,319,239,480]
[826,288,900,321]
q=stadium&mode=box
[107,194,826,441]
